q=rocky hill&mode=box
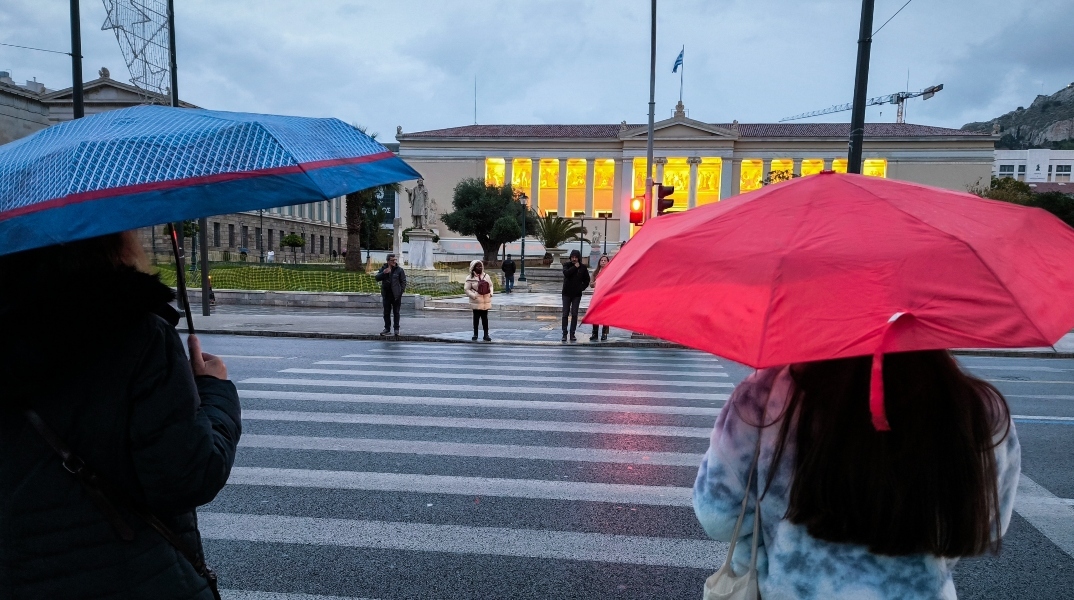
[962,82,1074,149]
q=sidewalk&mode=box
[173,302,1074,357]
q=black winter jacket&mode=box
[562,261,591,297]
[375,264,407,299]
[501,259,516,275]
[0,268,241,600]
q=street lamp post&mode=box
[259,209,265,262]
[327,199,333,262]
[603,216,608,255]
[519,193,528,282]
[578,216,586,262]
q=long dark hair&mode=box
[769,350,1011,557]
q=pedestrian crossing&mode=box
[208,342,732,600]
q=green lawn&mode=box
[154,263,465,296]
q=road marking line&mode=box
[963,365,1072,373]
[988,379,1074,385]
[317,360,727,376]
[362,344,710,355]
[1006,394,1074,400]
[227,466,695,506]
[243,409,715,438]
[238,434,703,466]
[342,353,719,368]
[353,348,718,363]
[238,390,724,416]
[223,591,378,600]
[1016,474,1074,559]
[281,368,733,388]
[216,355,286,359]
[1012,415,1074,424]
[200,512,726,569]
[240,378,727,401]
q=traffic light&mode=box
[629,196,644,225]
[656,184,675,215]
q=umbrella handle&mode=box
[169,226,196,335]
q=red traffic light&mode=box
[629,197,644,225]
[656,184,675,215]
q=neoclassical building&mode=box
[396,104,996,250]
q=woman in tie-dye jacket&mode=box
[694,351,1020,600]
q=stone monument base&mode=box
[407,229,437,270]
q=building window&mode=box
[596,211,613,218]
[769,159,794,183]
[512,158,532,192]
[1056,165,1072,182]
[831,159,848,173]
[800,159,825,176]
[335,199,342,224]
[228,224,235,248]
[213,222,221,247]
[545,210,559,218]
[593,159,615,216]
[1017,165,1026,181]
[485,158,505,187]
[268,229,274,250]
[319,235,325,254]
[241,225,248,248]
[740,159,763,192]
[863,159,887,178]
[697,157,722,206]
[998,165,1015,179]
[1048,165,1054,181]
[255,227,262,250]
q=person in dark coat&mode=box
[375,253,407,336]
[0,231,241,600]
[501,254,516,293]
[561,249,590,342]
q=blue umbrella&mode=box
[0,104,421,331]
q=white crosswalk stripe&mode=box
[214,342,725,598]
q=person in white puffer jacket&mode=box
[464,259,494,341]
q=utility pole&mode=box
[847,0,875,174]
[644,0,657,219]
[69,0,84,119]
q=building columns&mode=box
[823,158,833,170]
[619,158,633,243]
[584,159,595,217]
[762,159,772,182]
[504,158,514,189]
[726,158,740,198]
[792,159,802,177]
[557,158,568,217]
[529,158,540,211]
[687,157,701,209]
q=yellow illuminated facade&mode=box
[538,159,559,215]
[594,159,615,216]
[801,159,825,176]
[740,159,763,192]
[863,159,887,178]
[632,158,649,198]
[512,158,532,190]
[697,158,722,206]
[484,158,505,187]
[832,159,848,173]
[770,159,793,181]
[566,159,587,217]
[662,159,689,211]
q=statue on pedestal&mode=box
[404,179,430,230]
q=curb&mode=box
[178,328,685,349]
[177,327,1074,357]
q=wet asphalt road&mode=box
[193,335,1074,600]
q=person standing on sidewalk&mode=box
[375,253,407,336]
[465,259,494,341]
[561,249,590,342]
[588,253,611,342]
[501,254,516,293]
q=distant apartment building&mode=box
[993,149,1074,195]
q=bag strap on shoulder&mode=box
[22,408,221,599]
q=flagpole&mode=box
[679,46,684,103]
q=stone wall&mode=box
[181,288,424,309]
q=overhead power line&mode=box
[872,0,913,37]
[0,41,74,56]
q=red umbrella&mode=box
[586,172,1074,430]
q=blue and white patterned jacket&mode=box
[693,367,1021,600]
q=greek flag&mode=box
[672,49,684,73]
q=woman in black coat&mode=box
[0,232,241,600]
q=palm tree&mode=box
[534,213,586,250]
[344,125,401,271]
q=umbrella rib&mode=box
[841,177,1052,346]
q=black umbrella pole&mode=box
[170,227,196,334]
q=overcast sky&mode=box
[3,0,1071,141]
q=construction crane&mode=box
[780,84,943,123]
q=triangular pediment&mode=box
[40,77,198,108]
[620,116,736,140]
